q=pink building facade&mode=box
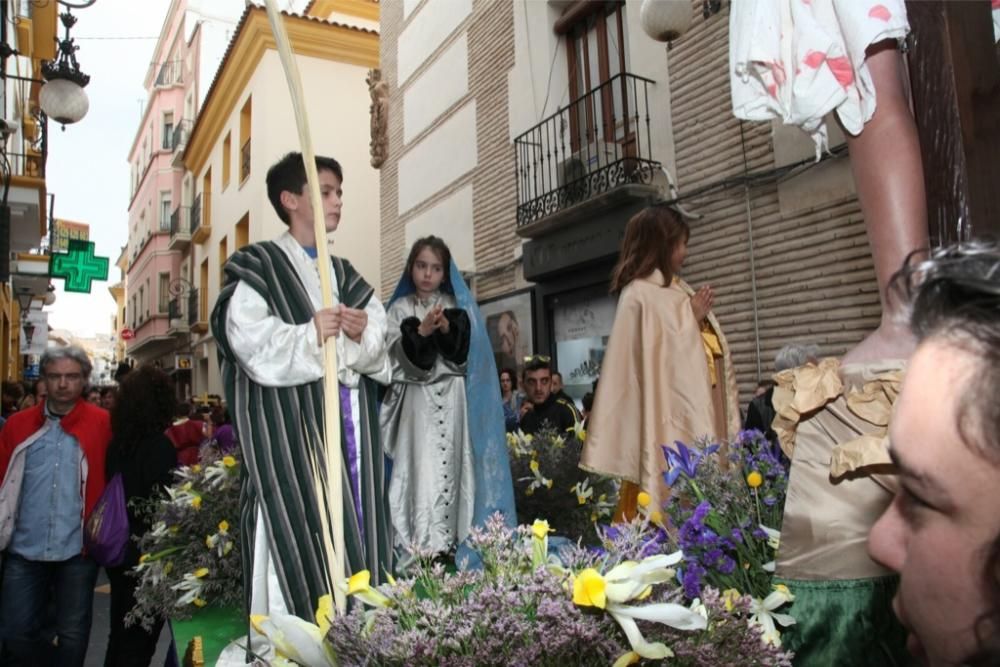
[125,0,197,394]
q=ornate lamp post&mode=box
[39,10,91,128]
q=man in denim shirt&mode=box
[0,346,112,666]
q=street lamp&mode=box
[39,10,90,127]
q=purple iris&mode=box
[662,441,720,486]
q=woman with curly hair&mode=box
[103,365,177,667]
[869,242,1000,666]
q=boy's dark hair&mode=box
[265,152,344,225]
[175,401,192,419]
[405,235,453,291]
[524,355,552,374]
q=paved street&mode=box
[85,570,173,667]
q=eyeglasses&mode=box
[523,355,551,364]
[45,373,84,383]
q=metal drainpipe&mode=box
[739,121,763,382]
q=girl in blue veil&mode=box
[382,236,516,568]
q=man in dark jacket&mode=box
[519,356,579,435]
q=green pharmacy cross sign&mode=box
[49,240,109,294]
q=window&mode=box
[564,2,630,154]
[202,168,212,228]
[218,236,228,287]
[158,272,170,313]
[162,111,174,150]
[222,133,232,189]
[199,258,209,323]
[138,286,144,322]
[235,213,249,250]
[145,278,150,317]
[159,192,172,232]
[239,97,252,183]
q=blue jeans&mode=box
[0,551,99,667]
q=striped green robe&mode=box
[211,241,393,620]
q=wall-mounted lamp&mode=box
[39,10,90,127]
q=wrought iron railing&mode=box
[155,60,183,87]
[168,297,182,321]
[171,119,192,152]
[514,73,660,227]
[190,194,202,236]
[240,138,251,183]
[187,288,199,326]
[170,206,191,236]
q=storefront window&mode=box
[553,291,618,404]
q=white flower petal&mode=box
[608,610,674,660]
[610,602,708,632]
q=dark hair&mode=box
[891,240,1000,660]
[109,365,176,455]
[756,380,777,390]
[405,235,452,291]
[499,367,518,391]
[175,401,192,419]
[524,356,552,374]
[100,386,116,398]
[265,152,344,225]
[611,206,689,293]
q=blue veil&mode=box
[388,259,517,567]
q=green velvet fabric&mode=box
[774,575,916,666]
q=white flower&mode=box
[749,584,796,647]
[573,552,707,660]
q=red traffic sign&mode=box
[120,328,135,341]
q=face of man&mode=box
[868,341,1000,666]
[551,373,563,394]
[42,357,87,414]
[284,169,343,233]
[523,368,552,406]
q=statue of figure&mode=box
[367,68,388,169]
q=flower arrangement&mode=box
[126,455,243,630]
[304,514,794,666]
[507,424,616,542]
[659,430,793,645]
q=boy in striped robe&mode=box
[210,152,393,632]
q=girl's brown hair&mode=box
[610,205,689,292]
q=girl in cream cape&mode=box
[580,206,740,515]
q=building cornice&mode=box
[307,0,380,22]
[184,7,379,177]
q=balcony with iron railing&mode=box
[514,73,661,235]
[171,119,193,165]
[188,287,208,333]
[167,296,189,334]
[190,193,207,243]
[155,60,183,87]
[168,205,191,251]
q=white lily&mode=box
[520,458,553,495]
[573,551,707,659]
[171,568,209,607]
[749,584,796,647]
[506,430,534,457]
[570,478,594,505]
[251,595,337,667]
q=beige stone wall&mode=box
[666,5,879,399]
[378,0,516,300]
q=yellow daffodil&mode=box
[344,570,390,608]
[529,459,540,473]
[251,608,337,667]
[566,419,587,442]
[572,552,706,660]
[218,520,230,533]
[192,597,207,608]
[636,491,651,508]
[747,471,763,488]
[194,567,209,578]
[190,464,201,473]
[749,584,796,647]
[191,495,202,510]
[222,455,237,467]
[572,568,607,609]
[612,651,641,667]
[531,519,552,567]
[722,588,742,612]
